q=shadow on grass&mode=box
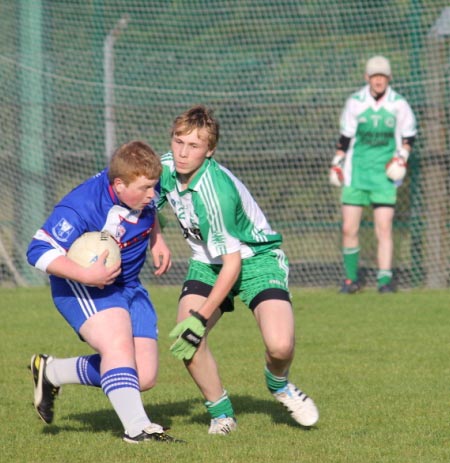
[41,394,316,437]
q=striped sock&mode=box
[343,247,360,281]
[45,355,101,387]
[264,366,288,393]
[205,390,235,419]
[76,354,101,386]
[101,367,150,437]
[377,269,393,287]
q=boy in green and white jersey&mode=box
[159,154,282,262]
[330,55,417,293]
[158,105,319,435]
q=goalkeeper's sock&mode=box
[101,367,151,437]
[377,269,393,288]
[264,366,288,393]
[45,354,101,387]
[343,247,360,281]
[205,390,235,419]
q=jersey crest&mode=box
[52,218,75,242]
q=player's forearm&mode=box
[149,217,172,275]
[46,254,120,288]
[197,252,241,320]
[150,215,162,246]
[336,134,351,153]
[401,142,411,153]
[46,255,90,282]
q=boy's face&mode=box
[113,175,158,211]
[171,128,214,185]
[366,74,390,97]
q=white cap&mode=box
[365,55,391,77]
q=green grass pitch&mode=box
[1,286,449,463]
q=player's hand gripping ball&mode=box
[67,231,121,268]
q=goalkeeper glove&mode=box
[386,147,409,182]
[329,153,345,187]
[169,310,207,360]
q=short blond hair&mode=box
[171,105,219,152]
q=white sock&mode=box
[101,367,151,437]
[107,387,151,437]
[45,357,80,386]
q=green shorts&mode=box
[182,249,291,311]
[341,185,397,206]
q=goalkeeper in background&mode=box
[329,55,417,294]
[158,105,319,435]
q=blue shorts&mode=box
[49,277,158,339]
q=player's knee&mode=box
[375,225,392,241]
[342,222,359,239]
[139,374,157,391]
[135,361,158,391]
[267,339,294,362]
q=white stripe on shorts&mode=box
[66,279,98,320]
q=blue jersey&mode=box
[27,169,159,285]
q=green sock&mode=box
[343,247,360,281]
[377,270,392,287]
[264,366,288,393]
[205,390,235,419]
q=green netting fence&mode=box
[0,0,449,288]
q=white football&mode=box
[67,231,121,268]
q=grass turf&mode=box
[1,286,449,463]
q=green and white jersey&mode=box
[158,153,282,264]
[339,85,417,190]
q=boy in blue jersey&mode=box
[159,105,319,434]
[27,140,182,443]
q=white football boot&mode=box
[272,382,319,427]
